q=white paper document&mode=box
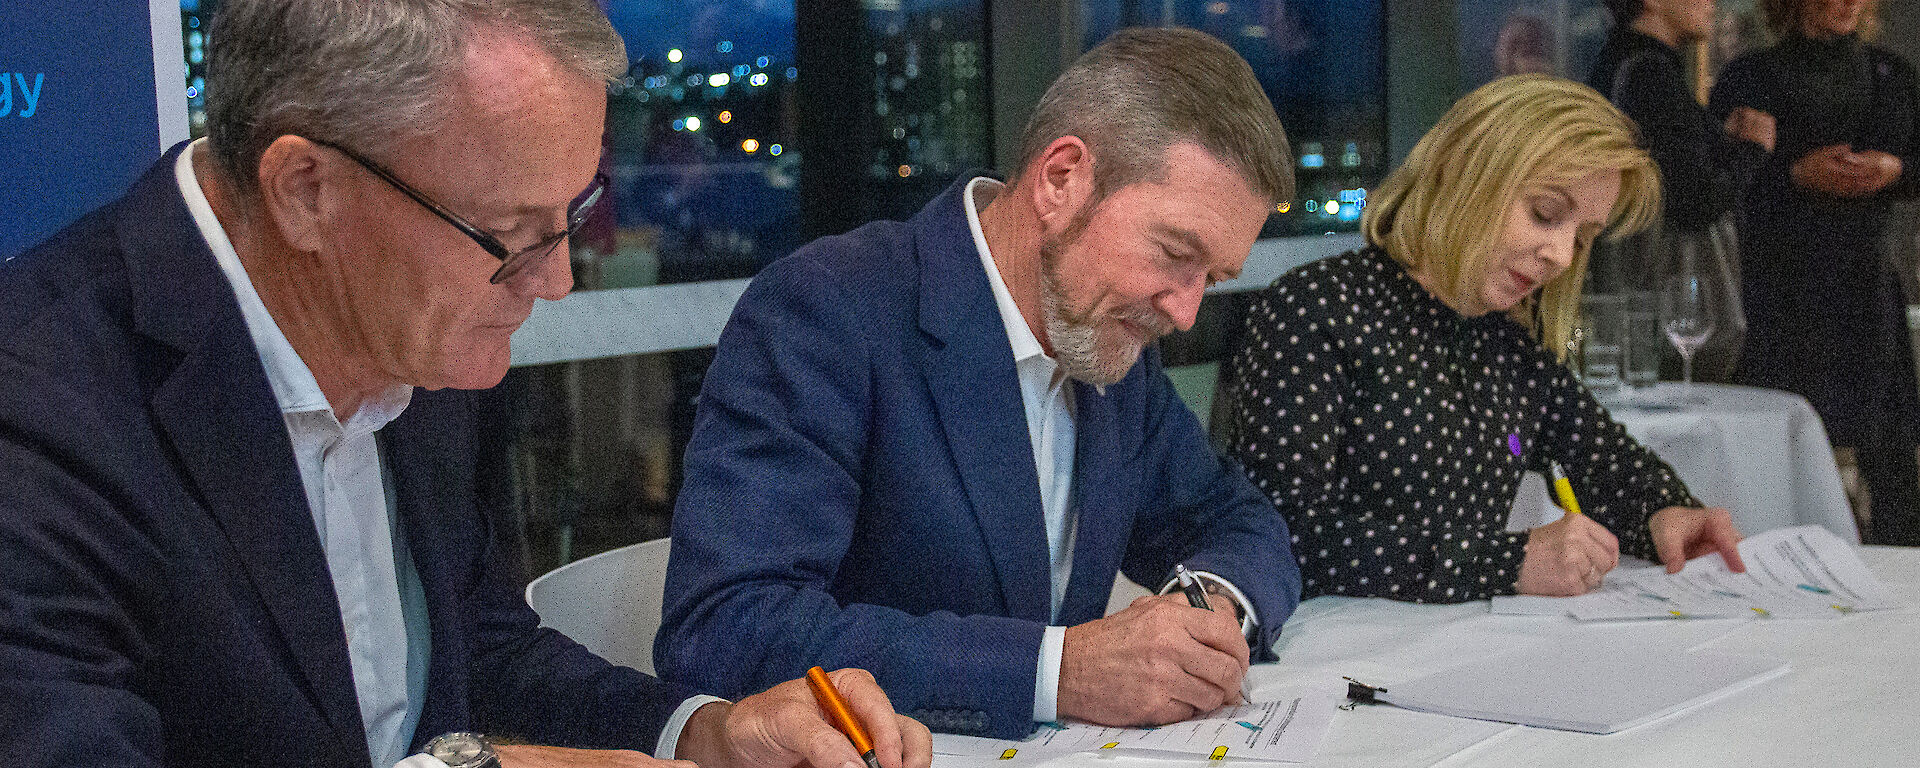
[1361,638,1790,734]
[1490,525,1900,620]
[930,684,1340,763]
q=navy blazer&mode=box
[657,178,1301,739]
[0,145,695,767]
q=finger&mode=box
[1173,640,1247,703]
[1577,518,1621,573]
[895,714,933,768]
[784,705,869,768]
[1650,509,1691,573]
[1180,607,1251,667]
[829,669,903,768]
[1162,668,1230,718]
[1142,698,1202,727]
[1705,512,1747,573]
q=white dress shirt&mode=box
[177,140,717,767]
[963,178,1080,722]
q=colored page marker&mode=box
[1209,746,1230,760]
[1000,749,1018,760]
[1236,721,1262,732]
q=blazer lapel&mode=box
[380,389,475,743]
[127,145,370,761]
[1057,381,1136,622]
[913,178,1053,623]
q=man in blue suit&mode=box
[658,28,1304,740]
[0,2,929,766]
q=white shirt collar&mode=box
[963,177,1049,365]
[175,139,412,429]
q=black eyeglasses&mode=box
[305,137,609,284]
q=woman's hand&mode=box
[1516,514,1620,596]
[1792,144,1902,197]
[1648,506,1745,573]
[1724,106,1776,153]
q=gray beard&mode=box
[1039,238,1152,386]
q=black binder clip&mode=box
[1340,677,1385,711]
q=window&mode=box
[1081,0,1388,235]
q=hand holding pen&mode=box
[1176,564,1254,705]
[675,667,930,768]
[1516,463,1620,596]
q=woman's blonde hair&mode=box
[1361,73,1660,358]
[1762,0,1879,40]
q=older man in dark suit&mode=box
[0,2,929,766]
[658,28,1303,740]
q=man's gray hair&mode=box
[1014,27,1293,207]
[206,0,626,195]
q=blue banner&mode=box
[2,1,184,258]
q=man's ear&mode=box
[255,136,338,253]
[1026,135,1095,237]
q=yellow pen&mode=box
[1548,461,1584,517]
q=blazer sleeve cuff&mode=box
[1156,571,1258,639]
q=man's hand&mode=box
[1792,144,1902,197]
[675,668,932,768]
[1724,106,1776,153]
[496,745,690,768]
[1649,506,1745,574]
[1058,593,1247,727]
[1516,514,1620,596]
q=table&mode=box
[1599,383,1857,542]
[1000,546,1919,768]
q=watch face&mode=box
[429,733,491,767]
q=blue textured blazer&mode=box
[657,177,1301,739]
[0,144,695,767]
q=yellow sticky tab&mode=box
[1209,746,1229,760]
[1833,604,1855,614]
[1752,607,1771,617]
[1668,610,1686,619]
[1102,743,1120,750]
[999,749,1018,760]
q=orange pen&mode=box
[805,666,883,768]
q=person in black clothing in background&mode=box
[1590,0,1775,238]
[1220,75,1747,603]
[1711,0,1920,545]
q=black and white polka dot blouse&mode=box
[1221,248,1696,603]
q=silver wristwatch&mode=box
[424,732,500,768]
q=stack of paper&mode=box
[1492,525,1901,620]
[929,684,1340,763]
[1360,638,1789,734]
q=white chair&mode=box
[524,537,672,675]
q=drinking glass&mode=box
[1658,238,1720,403]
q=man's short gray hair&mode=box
[206,0,626,195]
[1014,27,1293,207]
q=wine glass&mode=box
[1658,241,1719,403]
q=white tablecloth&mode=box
[996,546,1920,768]
[1598,383,1858,542]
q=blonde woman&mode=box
[1222,75,1745,603]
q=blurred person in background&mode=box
[1711,0,1920,545]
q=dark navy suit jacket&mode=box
[0,144,695,766]
[657,178,1301,739]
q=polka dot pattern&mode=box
[1222,249,1697,603]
